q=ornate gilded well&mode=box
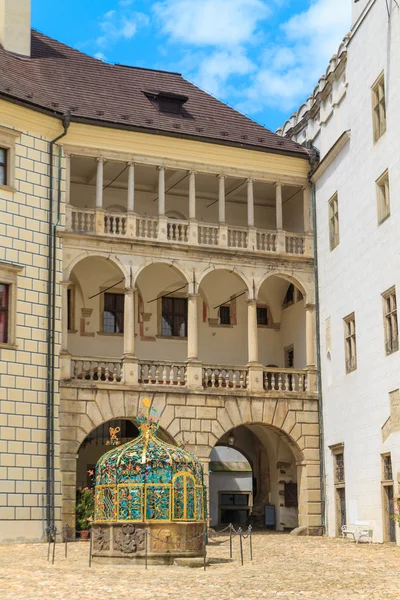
[92,399,206,564]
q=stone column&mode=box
[305,303,317,392]
[247,178,255,227]
[158,166,165,216]
[123,287,139,384]
[95,157,105,234]
[218,175,226,223]
[126,162,136,238]
[187,293,199,361]
[189,171,196,220]
[64,153,72,230]
[247,299,263,391]
[275,182,283,230]
[60,281,71,379]
[303,185,311,233]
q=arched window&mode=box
[172,472,196,520]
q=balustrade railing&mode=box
[263,368,307,392]
[71,357,123,383]
[136,217,158,239]
[228,226,248,249]
[104,213,126,236]
[198,224,219,246]
[167,220,189,243]
[285,235,305,255]
[67,208,312,258]
[70,208,95,233]
[138,361,187,385]
[257,231,277,252]
[202,365,248,389]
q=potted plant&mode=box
[76,487,94,539]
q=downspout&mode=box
[309,176,326,534]
[46,112,71,537]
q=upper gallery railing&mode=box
[66,207,313,257]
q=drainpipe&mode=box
[46,112,70,537]
[310,177,327,534]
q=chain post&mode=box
[88,527,93,568]
[239,527,243,566]
[203,532,207,571]
[249,525,253,561]
[229,523,233,559]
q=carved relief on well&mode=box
[92,525,110,552]
[113,524,145,554]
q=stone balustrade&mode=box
[263,367,308,393]
[138,361,187,386]
[71,357,123,383]
[65,207,313,258]
[202,365,249,389]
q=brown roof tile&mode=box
[0,30,309,159]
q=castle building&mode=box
[279,0,400,543]
[0,1,321,541]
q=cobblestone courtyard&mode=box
[1,533,399,600]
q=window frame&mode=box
[328,193,339,251]
[159,295,188,339]
[344,312,357,373]
[0,125,19,192]
[99,289,125,335]
[256,306,268,327]
[382,287,398,356]
[372,72,386,143]
[0,261,23,348]
[219,305,231,326]
[376,169,390,225]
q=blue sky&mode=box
[32,0,351,132]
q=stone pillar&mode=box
[303,185,312,233]
[275,182,283,230]
[189,171,196,220]
[127,162,135,212]
[95,157,105,234]
[64,153,72,229]
[247,299,263,392]
[297,460,323,535]
[158,166,165,216]
[60,281,71,379]
[187,293,199,360]
[247,178,255,227]
[218,175,226,223]
[305,303,317,392]
[96,157,104,208]
[123,287,139,384]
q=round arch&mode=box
[256,271,312,304]
[64,251,128,283]
[132,260,192,289]
[197,265,252,294]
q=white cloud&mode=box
[239,0,351,113]
[154,0,270,46]
[94,51,107,61]
[95,8,149,50]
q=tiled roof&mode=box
[0,30,309,159]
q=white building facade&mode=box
[279,0,400,543]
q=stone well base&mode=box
[92,521,206,565]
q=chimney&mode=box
[0,0,31,57]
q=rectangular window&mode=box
[219,305,231,325]
[284,345,294,368]
[0,283,9,343]
[383,287,398,355]
[161,297,187,337]
[376,170,390,224]
[257,307,268,326]
[344,313,357,373]
[0,147,7,186]
[335,452,345,484]
[103,293,124,333]
[284,482,298,508]
[382,454,393,481]
[372,73,386,142]
[329,193,339,250]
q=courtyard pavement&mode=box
[0,532,399,600]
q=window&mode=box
[382,454,393,481]
[257,307,268,326]
[329,193,339,250]
[344,313,357,373]
[219,305,231,325]
[161,297,187,337]
[383,288,398,355]
[0,147,7,186]
[376,170,390,224]
[335,452,345,483]
[284,345,294,368]
[103,293,124,333]
[219,492,252,525]
[372,73,386,142]
[284,483,298,508]
[0,284,9,344]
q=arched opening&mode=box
[135,262,190,362]
[209,424,299,531]
[66,255,126,359]
[257,274,306,370]
[198,268,250,365]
